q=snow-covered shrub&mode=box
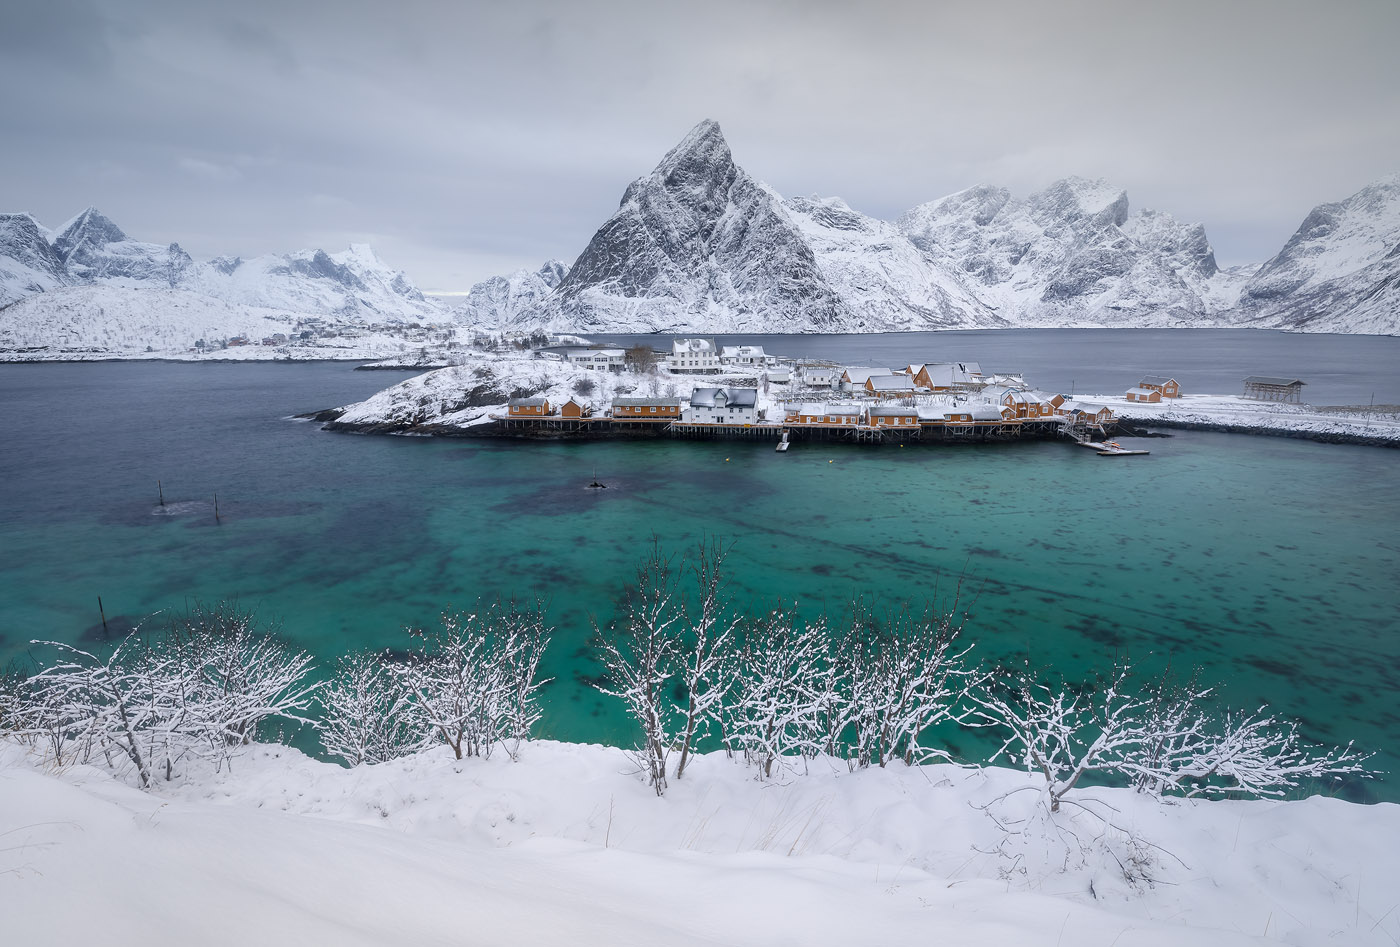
[837,603,982,770]
[724,608,833,779]
[592,545,685,794]
[9,603,317,788]
[975,659,1373,813]
[400,602,551,762]
[319,651,424,766]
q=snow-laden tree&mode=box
[1121,669,1372,799]
[6,604,318,789]
[673,538,741,780]
[840,603,982,770]
[975,660,1147,813]
[161,602,319,750]
[725,608,833,779]
[320,651,424,766]
[592,545,684,794]
[400,602,551,762]
[975,659,1374,812]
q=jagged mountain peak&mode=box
[52,206,128,261]
[656,119,729,174]
[1028,177,1129,229]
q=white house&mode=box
[682,387,759,424]
[565,347,626,372]
[802,366,835,388]
[719,345,771,366]
[669,339,720,373]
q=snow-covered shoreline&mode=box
[1111,393,1400,446]
[3,738,1396,946]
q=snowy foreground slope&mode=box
[3,741,1396,946]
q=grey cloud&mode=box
[2,0,1396,286]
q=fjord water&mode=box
[1,337,1396,798]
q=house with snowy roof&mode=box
[1138,375,1181,398]
[802,365,835,388]
[611,397,683,421]
[864,374,916,397]
[682,388,759,424]
[508,397,550,417]
[668,339,719,373]
[839,367,890,392]
[1125,386,1162,403]
[565,347,626,372]
[868,404,920,429]
[719,345,771,367]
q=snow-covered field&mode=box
[1110,393,1400,443]
[3,740,1395,946]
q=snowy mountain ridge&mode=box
[4,125,1398,350]
[0,206,445,323]
[483,123,1394,335]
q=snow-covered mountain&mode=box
[454,259,568,326]
[500,122,1276,334]
[1236,175,1400,334]
[897,179,1244,327]
[0,207,445,327]
[783,195,1000,330]
[5,130,1397,345]
[0,213,69,306]
[526,119,854,333]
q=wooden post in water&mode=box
[158,480,165,506]
[98,596,109,635]
[214,493,221,523]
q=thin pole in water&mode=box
[158,479,165,506]
[214,493,221,523]
[98,596,109,635]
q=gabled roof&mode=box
[1126,387,1158,396]
[841,367,890,384]
[671,338,716,355]
[613,397,682,407]
[687,387,722,407]
[723,388,758,407]
[866,375,915,392]
[869,404,918,417]
[508,397,548,407]
[719,345,766,359]
[1140,375,1177,386]
[822,404,862,416]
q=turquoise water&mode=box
[1,360,1396,799]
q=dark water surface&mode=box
[1,340,1396,798]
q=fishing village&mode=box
[490,338,1153,454]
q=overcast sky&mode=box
[3,0,1396,291]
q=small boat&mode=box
[1095,441,1150,456]
[776,430,790,452]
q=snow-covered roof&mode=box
[688,387,722,407]
[794,402,828,415]
[1140,375,1177,386]
[508,397,548,407]
[672,338,716,355]
[868,404,918,417]
[724,388,758,407]
[1126,387,1157,396]
[967,403,1004,421]
[823,404,862,417]
[613,397,682,407]
[1243,376,1305,387]
[841,367,889,384]
[866,375,915,392]
[719,345,766,358]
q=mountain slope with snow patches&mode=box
[1237,175,1400,333]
